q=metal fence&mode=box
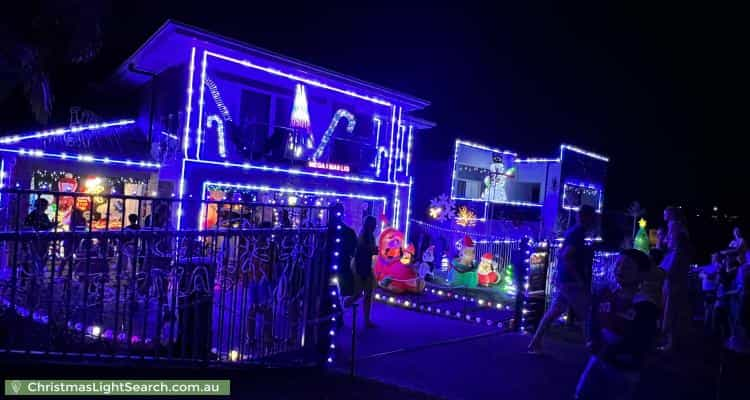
[0,189,333,366]
[408,219,622,331]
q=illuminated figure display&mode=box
[450,235,478,287]
[483,154,515,202]
[374,228,425,294]
[477,253,501,287]
[418,245,435,279]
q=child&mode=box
[575,249,658,400]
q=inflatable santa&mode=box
[477,253,501,286]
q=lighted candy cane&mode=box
[206,115,226,158]
[374,146,389,177]
[311,109,356,161]
[205,76,233,122]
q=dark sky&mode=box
[4,1,747,216]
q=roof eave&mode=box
[111,20,430,111]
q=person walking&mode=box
[575,249,659,400]
[659,206,692,352]
[344,215,378,328]
[528,205,596,353]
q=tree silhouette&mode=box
[1,1,110,124]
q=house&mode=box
[0,20,433,233]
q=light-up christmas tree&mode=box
[500,264,516,295]
[633,218,650,254]
[288,83,312,159]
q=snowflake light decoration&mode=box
[429,194,456,222]
[456,206,477,227]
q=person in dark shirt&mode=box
[344,215,378,328]
[24,198,55,231]
[70,207,87,231]
[575,249,658,400]
[125,213,141,230]
[529,205,596,353]
[24,198,55,261]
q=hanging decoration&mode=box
[312,109,356,161]
[290,84,311,129]
[288,83,313,159]
[455,206,477,227]
[428,193,455,222]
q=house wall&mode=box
[172,45,419,232]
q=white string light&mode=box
[206,115,226,158]
[0,148,160,169]
[183,47,197,157]
[560,144,609,162]
[0,119,135,144]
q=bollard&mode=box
[351,302,358,377]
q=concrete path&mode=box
[336,301,719,400]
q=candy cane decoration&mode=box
[205,76,233,122]
[207,115,226,158]
[312,109,356,161]
[374,146,388,177]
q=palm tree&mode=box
[0,1,109,124]
[626,201,646,239]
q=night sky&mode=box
[3,2,746,217]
